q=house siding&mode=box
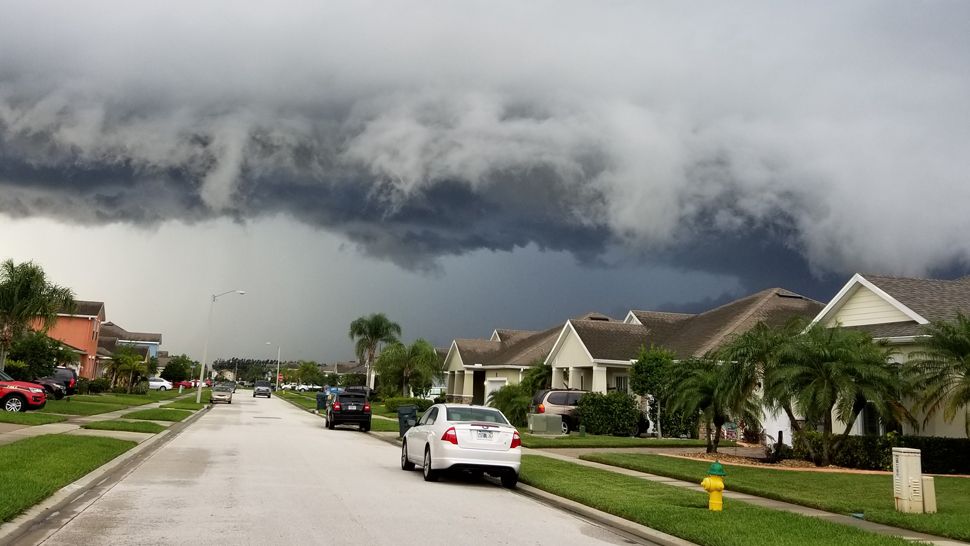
[548,328,594,369]
[825,286,911,327]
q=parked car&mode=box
[253,380,272,398]
[210,384,233,404]
[41,366,78,396]
[0,370,48,412]
[530,389,587,434]
[325,391,371,431]
[172,380,194,389]
[191,379,213,388]
[33,377,67,400]
[296,384,321,392]
[148,377,173,391]
[401,404,520,488]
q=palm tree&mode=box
[487,384,532,427]
[0,259,75,371]
[107,347,147,394]
[773,324,913,466]
[910,314,970,436]
[348,313,401,389]
[520,358,552,395]
[374,339,438,396]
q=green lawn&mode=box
[82,420,167,434]
[123,409,193,422]
[520,455,910,546]
[369,418,401,433]
[0,435,136,523]
[160,400,206,411]
[277,391,318,411]
[147,388,189,400]
[583,453,970,541]
[521,433,735,449]
[0,412,68,425]
[371,404,397,417]
[69,394,154,406]
[39,400,127,416]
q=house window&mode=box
[615,376,629,393]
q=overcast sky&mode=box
[2,1,968,362]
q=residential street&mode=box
[37,394,640,545]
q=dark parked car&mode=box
[41,366,78,396]
[33,377,67,400]
[253,380,272,398]
[530,389,587,434]
[325,392,371,431]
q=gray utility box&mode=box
[397,405,418,438]
[528,413,563,435]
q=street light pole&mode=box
[266,342,281,390]
[197,289,246,404]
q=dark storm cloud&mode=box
[2,1,970,283]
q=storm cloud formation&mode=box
[2,1,969,280]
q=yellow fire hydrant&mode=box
[700,461,727,511]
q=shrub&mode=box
[3,360,31,381]
[577,392,639,436]
[383,397,433,412]
[487,384,531,427]
[88,378,110,394]
[793,431,970,474]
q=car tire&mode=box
[327,416,335,430]
[422,447,439,482]
[359,424,370,432]
[2,394,26,412]
[54,390,65,400]
[500,471,518,489]
[561,420,570,435]
[253,393,256,397]
[401,442,415,470]
[159,386,167,391]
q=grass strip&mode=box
[160,401,206,410]
[520,455,910,546]
[583,453,970,541]
[69,395,153,406]
[0,412,68,425]
[123,408,193,422]
[368,418,402,433]
[81,420,167,434]
[0,435,136,523]
[521,433,735,449]
[277,391,318,410]
[39,400,126,416]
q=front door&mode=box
[472,371,486,405]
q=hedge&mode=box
[794,431,970,474]
[383,397,433,412]
[577,392,639,436]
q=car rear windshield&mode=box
[255,381,270,387]
[445,407,509,425]
[213,385,232,392]
[338,394,366,403]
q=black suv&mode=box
[325,392,371,431]
[41,366,78,396]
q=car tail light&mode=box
[441,427,458,445]
[511,431,521,449]
[69,377,76,388]
[364,403,371,413]
[333,401,342,411]
[537,404,545,413]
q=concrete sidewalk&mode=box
[526,448,969,546]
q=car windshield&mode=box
[255,381,270,387]
[0,371,12,381]
[445,407,509,425]
[213,385,232,392]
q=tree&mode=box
[7,331,79,379]
[910,313,970,436]
[0,259,75,371]
[348,313,401,389]
[297,361,324,386]
[374,339,438,396]
[630,346,675,438]
[520,358,551,395]
[161,354,195,382]
[773,324,913,466]
[487,384,531,426]
[669,358,733,453]
[107,347,147,394]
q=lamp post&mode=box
[197,289,246,404]
[266,341,281,390]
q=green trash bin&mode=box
[397,405,418,437]
[316,391,328,412]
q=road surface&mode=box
[37,392,641,545]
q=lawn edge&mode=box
[0,404,211,544]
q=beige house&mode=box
[812,273,970,438]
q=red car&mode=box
[0,370,47,412]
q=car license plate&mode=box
[347,405,357,410]
[476,430,493,440]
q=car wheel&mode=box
[500,471,518,489]
[2,394,26,412]
[54,390,65,400]
[253,393,256,397]
[422,447,439,482]
[401,442,415,470]
[160,386,167,391]
[327,416,334,430]
[561,420,570,435]
[359,424,370,432]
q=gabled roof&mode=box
[100,322,162,344]
[626,310,694,326]
[478,325,562,368]
[812,273,970,339]
[569,320,651,361]
[61,300,105,318]
[453,339,502,366]
[490,329,538,343]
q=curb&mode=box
[0,404,212,545]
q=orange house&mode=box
[34,300,106,379]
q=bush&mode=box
[87,378,110,394]
[578,392,639,436]
[3,360,31,381]
[487,384,531,427]
[793,431,970,474]
[383,397,433,412]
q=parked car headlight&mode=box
[28,387,44,393]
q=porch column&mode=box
[551,366,565,388]
[592,365,607,394]
[446,372,455,395]
[462,370,474,400]
[568,367,581,389]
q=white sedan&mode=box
[401,404,521,488]
[147,377,173,391]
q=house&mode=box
[811,273,970,438]
[35,300,105,379]
[98,322,162,358]
[442,316,604,404]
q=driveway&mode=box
[38,393,642,545]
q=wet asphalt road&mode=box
[37,392,639,545]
